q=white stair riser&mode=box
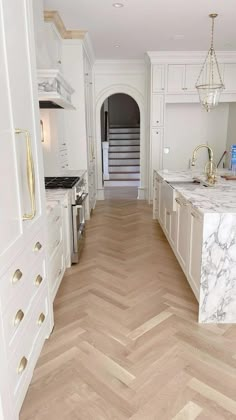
[110,173,140,180]
[109,133,140,139]
[109,166,140,173]
[109,146,140,152]
[104,180,140,186]
[109,152,140,158]
[109,128,140,134]
[109,140,140,146]
[109,159,140,165]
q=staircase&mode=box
[104,127,140,187]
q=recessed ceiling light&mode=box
[113,3,124,8]
[173,34,184,40]
[115,44,120,48]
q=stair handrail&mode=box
[105,111,109,142]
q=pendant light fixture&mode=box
[196,13,224,112]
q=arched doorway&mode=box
[95,85,145,201]
[101,93,140,198]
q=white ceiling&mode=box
[44,0,236,59]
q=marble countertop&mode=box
[156,169,236,214]
[61,169,87,179]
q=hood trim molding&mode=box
[38,69,75,109]
[44,11,87,40]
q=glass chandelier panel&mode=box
[196,14,224,112]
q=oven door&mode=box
[71,193,88,263]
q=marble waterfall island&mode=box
[153,170,236,323]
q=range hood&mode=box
[38,69,75,109]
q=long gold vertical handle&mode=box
[15,129,36,220]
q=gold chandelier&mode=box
[196,13,224,112]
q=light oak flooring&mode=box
[21,197,236,420]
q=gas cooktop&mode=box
[45,176,80,189]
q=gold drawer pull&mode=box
[58,269,62,277]
[35,275,43,287]
[55,216,60,222]
[13,310,24,326]
[34,242,42,252]
[37,313,45,325]
[12,269,23,284]
[17,357,28,374]
[55,239,60,248]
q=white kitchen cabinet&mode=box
[188,208,203,299]
[223,63,236,91]
[44,22,62,70]
[167,64,202,93]
[167,65,185,92]
[150,129,163,199]
[152,64,165,92]
[153,173,161,219]
[175,196,190,272]
[0,1,52,418]
[151,94,164,127]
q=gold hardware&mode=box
[191,144,216,185]
[55,216,60,222]
[34,241,42,252]
[35,274,43,287]
[37,313,45,325]
[175,197,188,206]
[15,129,36,220]
[12,269,23,284]
[13,309,24,326]
[58,269,62,277]
[17,357,28,374]
[166,211,171,216]
[55,239,60,247]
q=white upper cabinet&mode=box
[152,64,165,92]
[167,64,202,93]
[0,0,45,268]
[151,94,164,126]
[44,23,62,70]
[223,63,236,91]
[167,65,185,92]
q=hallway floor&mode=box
[21,198,236,419]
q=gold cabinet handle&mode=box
[13,309,24,326]
[17,357,28,374]
[58,269,62,277]
[11,269,23,284]
[37,313,45,326]
[15,129,36,221]
[34,241,42,252]
[35,274,43,287]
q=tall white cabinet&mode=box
[0,1,52,419]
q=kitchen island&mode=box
[153,169,236,323]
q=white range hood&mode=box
[38,69,75,109]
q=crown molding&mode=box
[44,10,87,40]
[146,50,236,64]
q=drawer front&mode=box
[8,288,49,400]
[0,230,45,312]
[49,244,65,300]
[3,258,46,350]
[48,223,63,260]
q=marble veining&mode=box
[155,169,236,324]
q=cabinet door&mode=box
[152,65,165,92]
[45,23,62,70]
[150,129,163,198]
[224,64,236,91]
[151,94,164,126]
[167,65,185,92]
[159,182,165,227]
[185,64,202,91]
[176,198,189,272]
[1,0,45,266]
[188,209,203,300]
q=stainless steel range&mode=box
[45,176,88,263]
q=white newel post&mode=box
[102,141,109,180]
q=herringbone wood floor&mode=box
[21,197,236,420]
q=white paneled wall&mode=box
[163,103,229,170]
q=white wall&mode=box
[163,103,229,171]
[94,60,146,199]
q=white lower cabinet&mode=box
[176,196,190,272]
[47,202,66,301]
[188,209,203,300]
[153,173,202,301]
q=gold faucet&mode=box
[191,144,216,185]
